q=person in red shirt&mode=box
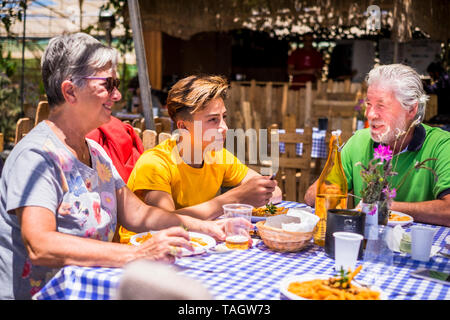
[287,33,324,89]
[86,116,144,182]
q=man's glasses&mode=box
[82,77,120,93]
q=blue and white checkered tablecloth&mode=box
[33,201,450,300]
[279,128,327,159]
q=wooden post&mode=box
[241,101,252,131]
[265,82,273,130]
[128,0,155,130]
[304,82,312,127]
[281,84,288,127]
[283,114,296,201]
[344,79,351,93]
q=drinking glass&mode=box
[222,204,253,250]
[359,225,394,285]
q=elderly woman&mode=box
[0,33,233,300]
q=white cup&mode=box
[333,232,363,272]
[411,225,437,262]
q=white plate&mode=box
[279,274,387,300]
[251,215,266,223]
[388,211,414,227]
[129,231,216,256]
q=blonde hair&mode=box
[166,75,229,121]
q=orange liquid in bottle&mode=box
[313,131,348,246]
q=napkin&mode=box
[265,208,319,232]
[388,225,404,252]
[388,225,440,257]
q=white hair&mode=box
[41,32,118,107]
[366,64,428,123]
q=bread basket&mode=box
[256,220,314,252]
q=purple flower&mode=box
[368,205,377,216]
[374,144,393,162]
[383,187,397,199]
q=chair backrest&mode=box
[312,99,356,143]
[23,103,36,120]
[34,101,50,126]
[158,132,171,144]
[154,117,172,133]
[14,118,34,144]
[142,129,157,150]
[142,130,173,151]
[0,132,3,153]
[132,118,146,132]
[133,127,142,140]
[276,115,313,202]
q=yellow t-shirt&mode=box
[119,137,248,243]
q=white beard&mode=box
[370,117,408,146]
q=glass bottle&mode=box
[313,130,348,246]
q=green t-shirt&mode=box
[341,124,450,204]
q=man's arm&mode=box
[304,179,318,206]
[390,194,450,227]
[137,168,280,220]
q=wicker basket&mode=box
[256,221,314,252]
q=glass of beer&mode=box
[222,204,253,250]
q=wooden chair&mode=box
[14,118,34,144]
[311,130,332,181]
[425,94,438,121]
[0,132,4,153]
[34,101,49,126]
[142,130,172,151]
[132,118,146,132]
[276,115,313,202]
[158,132,171,144]
[154,117,172,133]
[311,99,356,143]
[142,129,157,150]
[23,103,36,120]
[133,127,142,140]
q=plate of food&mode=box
[279,267,386,300]
[130,231,216,256]
[388,210,413,227]
[251,203,288,222]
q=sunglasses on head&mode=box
[82,76,120,93]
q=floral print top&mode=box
[0,121,125,299]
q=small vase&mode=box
[360,202,378,240]
[377,200,389,226]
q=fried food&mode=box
[135,232,153,243]
[287,267,380,300]
[252,203,288,217]
[389,212,412,222]
[190,237,208,246]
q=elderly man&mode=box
[305,64,450,227]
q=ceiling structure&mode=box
[139,0,449,43]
